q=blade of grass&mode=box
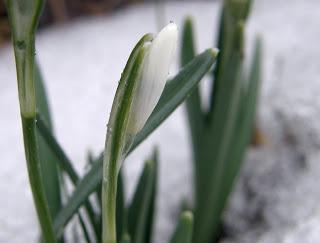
[209,4,226,116]
[34,63,62,223]
[36,114,79,182]
[199,37,261,242]
[36,114,100,240]
[218,37,262,214]
[194,23,245,243]
[21,118,58,243]
[116,171,126,241]
[208,0,251,118]
[170,211,194,243]
[195,4,244,215]
[78,212,92,243]
[120,234,131,243]
[181,17,204,156]
[53,49,218,235]
[143,154,157,243]
[127,150,158,243]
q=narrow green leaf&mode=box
[116,171,126,241]
[199,38,261,243]
[209,0,250,117]
[218,37,262,213]
[53,49,218,233]
[21,117,58,243]
[78,212,92,243]
[34,63,53,129]
[54,160,102,236]
[193,1,254,240]
[181,17,204,155]
[86,153,103,214]
[143,152,157,243]
[128,150,158,243]
[194,24,245,242]
[35,114,100,239]
[209,5,226,112]
[34,63,62,222]
[120,233,131,243]
[36,114,80,183]
[181,17,197,66]
[226,0,252,21]
[170,211,193,243]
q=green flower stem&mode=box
[14,37,36,117]
[12,32,57,243]
[21,116,57,243]
[102,152,120,243]
[101,36,149,243]
[7,2,57,239]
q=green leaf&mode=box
[35,114,100,240]
[143,159,157,243]
[226,0,252,21]
[86,152,103,214]
[181,17,204,156]
[116,171,126,241]
[194,23,245,243]
[127,150,158,243]
[170,211,194,243]
[78,212,92,243]
[34,63,62,223]
[36,114,80,183]
[53,49,218,234]
[218,37,262,213]
[199,37,261,243]
[193,1,254,240]
[209,0,248,116]
[181,17,197,66]
[120,233,131,243]
[53,159,102,236]
[34,63,53,129]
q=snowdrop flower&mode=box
[103,23,178,243]
[127,23,178,135]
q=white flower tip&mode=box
[162,22,178,34]
[157,22,178,46]
[127,22,178,136]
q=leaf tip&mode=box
[181,211,194,224]
[184,16,194,26]
[210,48,219,58]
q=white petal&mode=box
[128,23,178,135]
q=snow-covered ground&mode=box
[1,1,320,242]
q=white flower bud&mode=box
[127,23,178,135]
